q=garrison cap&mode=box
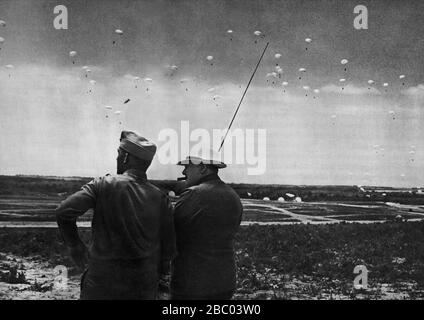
[119,131,157,161]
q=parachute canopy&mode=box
[305,38,312,43]
[254,30,262,36]
[69,51,77,57]
[274,53,282,59]
[115,29,123,35]
[0,20,6,27]
[341,59,348,65]
[298,68,306,72]
[206,55,214,61]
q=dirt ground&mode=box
[1,251,422,300]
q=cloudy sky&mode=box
[0,0,424,187]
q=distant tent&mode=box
[294,197,302,203]
[277,197,285,202]
[263,197,270,201]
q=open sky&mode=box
[0,0,424,187]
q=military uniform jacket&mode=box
[56,169,176,265]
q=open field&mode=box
[1,223,424,299]
[1,175,424,299]
[1,195,423,226]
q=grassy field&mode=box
[1,175,424,299]
[1,222,424,299]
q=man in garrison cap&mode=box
[170,149,243,299]
[56,131,176,300]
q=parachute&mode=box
[282,81,289,86]
[341,59,348,65]
[302,86,310,90]
[313,89,320,93]
[105,106,113,110]
[89,80,96,85]
[206,55,214,61]
[5,64,14,69]
[69,51,77,57]
[254,31,262,36]
[144,77,153,82]
[305,38,312,43]
[298,68,306,72]
[399,75,406,79]
[383,83,389,87]
[367,80,374,84]
[0,20,6,27]
[266,72,278,78]
[115,29,123,35]
[227,29,233,34]
[274,53,282,59]
[339,78,346,82]
[114,111,121,115]
[0,37,4,43]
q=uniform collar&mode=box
[123,169,147,181]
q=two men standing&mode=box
[56,131,243,300]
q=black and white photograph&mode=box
[0,0,424,306]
